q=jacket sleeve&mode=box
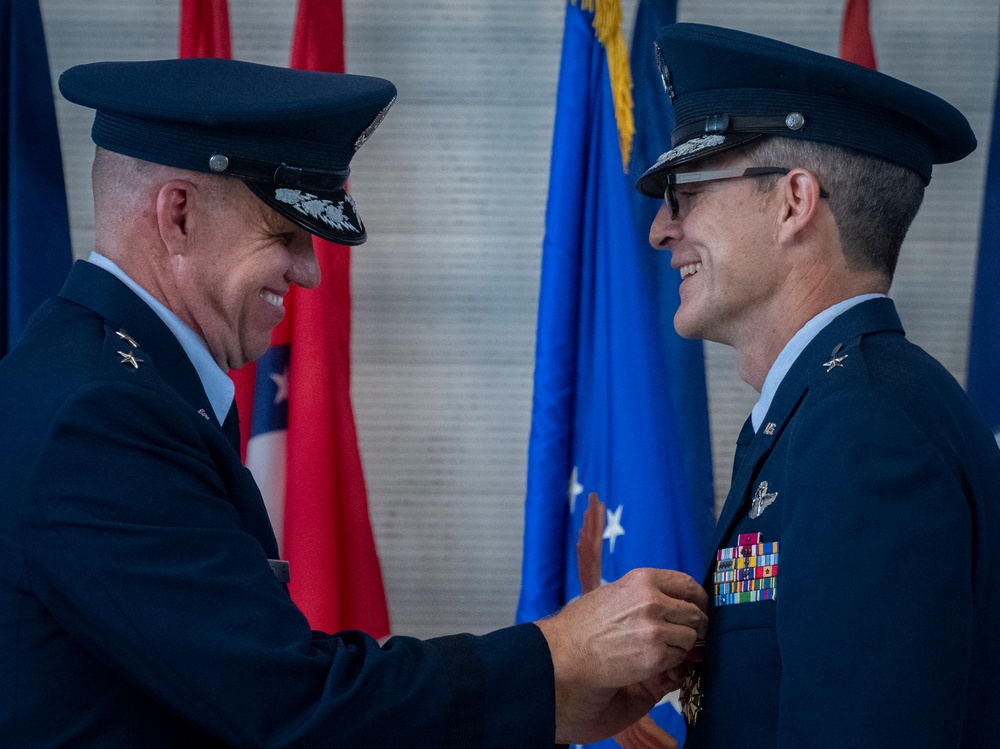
[775,388,972,748]
[22,378,556,748]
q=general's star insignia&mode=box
[118,350,143,369]
[748,480,778,519]
[115,329,139,348]
[823,354,848,372]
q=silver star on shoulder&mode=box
[748,480,778,519]
[823,354,848,372]
[117,350,143,369]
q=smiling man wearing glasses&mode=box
[634,23,1000,749]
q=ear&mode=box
[776,168,824,246]
[155,179,196,256]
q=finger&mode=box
[577,493,605,594]
[646,568,709,611]
[654,595,709,642]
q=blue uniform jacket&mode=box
[686,297,1000,748]
[0,261,555,748]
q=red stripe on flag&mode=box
[179,0,232,60]
[840,0,877,69]
[285,0,391,638]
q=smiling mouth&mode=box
[680,262,702,280]
[261,290,284,308]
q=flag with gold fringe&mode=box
[516,1,713,746]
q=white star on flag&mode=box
[270,367,289,404]
[568,466,584,513]
[603,504,625,553]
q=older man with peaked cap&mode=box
[0,58,708,747]
[636,23,1000,748]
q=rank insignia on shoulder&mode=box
[117,350,143,369]
[823,343,847,372]
[713,533,779,606]
[823,354,848,372]
[115,329,140,348]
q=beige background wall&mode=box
[39,0,999,638]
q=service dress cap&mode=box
[636,23,976,197]
[59,57,397,245]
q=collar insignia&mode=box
[823,354,848,372]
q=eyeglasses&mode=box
[663,166,830,219]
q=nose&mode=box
[648,201,681,251]
[289,229,322,290]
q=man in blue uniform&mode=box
[0,58,708,747]
[636,23,1000,748]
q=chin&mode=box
[672,312,703,341]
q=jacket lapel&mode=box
[708,297,906,561]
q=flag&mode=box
[270,0,389,637]
[179,0,231,59]
[1,0,73,356]
[967,40,1000,444]
[204,0,388,638]
[515,1,713,745]
[839,0,877,69]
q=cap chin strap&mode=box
[671,113,806,147]
[207,152,350,192]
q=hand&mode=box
[576,493,683,749]
[535,495,708,744]
[577,492,606,595]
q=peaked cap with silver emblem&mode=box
[58,58,397,245]
[636,23,976,197]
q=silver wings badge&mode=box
[748,481,778,519]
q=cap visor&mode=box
[244,181,367,246]
[635,132,761,197]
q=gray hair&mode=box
[740,137,925,280]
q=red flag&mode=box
[283,0,390,637]
[179,0,231,59]
[178,0,390,638]
[840,0,877,69]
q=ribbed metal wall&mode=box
[38,0,998,639]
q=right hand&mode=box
[535,562,707,743]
